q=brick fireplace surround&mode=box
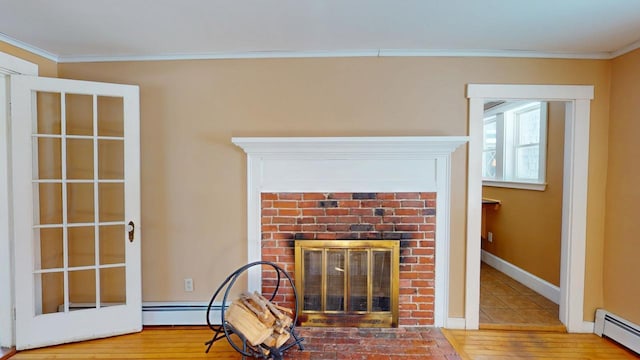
[261,191,436,326]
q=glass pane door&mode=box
[33,91,126,315]
[12,75,141,350]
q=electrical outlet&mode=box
[488,232,494,243]
[184,278,194,292]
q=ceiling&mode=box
[2,0,640,62]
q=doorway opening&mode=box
[466,84,594,333]
[478,100,565,330]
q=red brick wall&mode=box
[261,192,436,326]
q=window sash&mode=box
[482,101,547,187]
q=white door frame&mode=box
[465,84,594,333]
[0,51,37,348]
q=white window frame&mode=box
[482,101,548,191]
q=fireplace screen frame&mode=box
[294,240,400,328]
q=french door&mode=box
[10,75,141,349]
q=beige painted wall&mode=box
[482,102,565,286]
[58,57,611,321]
[0,42,57,77]
[605,48,640,325]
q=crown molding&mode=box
[57,48,615,63]
[610,38,640,59]
[2,31,638,64]
[0,33,58,62]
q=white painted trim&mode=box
[231,136,468,154]
[56,49,618,63]
[465,97,484,330]
[610,39,640,59]
[445,317,466,330]
[580,321,595,334]
[0,34,58,63]
[466,84,593,333]
[1,27,635,63]
[482,180,547,191]
[467,84,594,101]
[0,52,37,348]
[0,72,12,349]
[233,136,468,328]
[0,52,38,76]
[378,49,613,60]
[481,250,560,304]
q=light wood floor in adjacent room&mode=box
[480,262,565,331]
[443,329,638,360]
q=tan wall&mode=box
[0,42,57,77]
[605,48,640,325]
[482,102,565,286]
[54,57,609,321]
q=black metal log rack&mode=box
[205,261,305,359]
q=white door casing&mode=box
[0,52,38,348]
[466,84,594,332]
[11,75,142,349]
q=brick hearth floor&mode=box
[283,327,461,360]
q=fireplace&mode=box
[261,191,436,327]
[295,240,399,327]
[232,136,468,327]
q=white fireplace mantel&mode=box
[233,136,468,327]
[232,136,467,156]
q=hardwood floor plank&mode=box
[443,329,638,360]
[12,328,241,359]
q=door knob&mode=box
[127,221,135,242]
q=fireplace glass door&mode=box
[295,240,399,327]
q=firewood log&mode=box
[226,292,295,350]
[225,301,274,346]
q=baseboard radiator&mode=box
[65,302,224,326]
[142,302,225,326]
[595,309,640,355]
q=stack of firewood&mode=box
[225,291,294,351]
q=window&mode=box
[482,101,548,190]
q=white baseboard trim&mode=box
[142,302,223,326]
[481,250,560,304]
[446,317,466,329]
[580,321,595,334]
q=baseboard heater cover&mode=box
[595,309,640,355]
[142,302,227,325]
[65,302,226,326]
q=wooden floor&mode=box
[11,328,238,359]
[480,262,564,331]
[10,326,460,359]
[9,327,638,359]
[443,329,638,360]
